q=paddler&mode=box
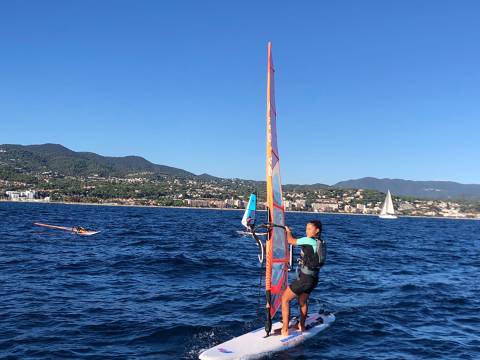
[280,220,326,336]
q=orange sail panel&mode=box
[265,42,289,319]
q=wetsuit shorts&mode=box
[289,271,318,296]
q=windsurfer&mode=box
[73,226,88,234]
[280,220,325,336]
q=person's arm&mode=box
[285,226,297,245]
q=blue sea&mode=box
[0,202,479,359]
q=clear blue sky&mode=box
[1,1,479,184]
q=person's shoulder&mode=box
[297,237,317,245]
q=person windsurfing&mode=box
[72,226,88,234]
[280,220,326,336]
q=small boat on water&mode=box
[379,190,397,219]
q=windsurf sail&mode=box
[241,192,257,229]
[34,222,75,232]
[264,42,289,335]
[33,222,100,236]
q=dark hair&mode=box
[308,220,322,238]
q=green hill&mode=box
[0,143,194,178]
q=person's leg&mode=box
[281,287,297,336]
[298,293,310,332]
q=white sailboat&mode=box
[379,190,397,219]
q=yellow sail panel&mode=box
[265,42,289,319]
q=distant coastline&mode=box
[1,199,478,221]
[2,144,480,219]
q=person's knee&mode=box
[298,294,308,306]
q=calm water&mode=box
[0,202,479,359]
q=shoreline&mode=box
[1,199,478,221]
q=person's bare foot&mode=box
[297,323,305,332]
[281,327,289,336]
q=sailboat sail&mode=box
[265,42,289,329]
[241,193,257,228]
[380,190,395,215]
[386,191,395,214]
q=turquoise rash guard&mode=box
[296,237,317,253]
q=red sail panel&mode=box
[265,42,289,319]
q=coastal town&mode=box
[1,173,479,219]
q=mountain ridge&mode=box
[334,177,480,200]
[0,143,194,178]
[1,144,479,200]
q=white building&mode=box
[294,199,306,209]
[311,202,338,212]
[398,202,415,211]
[356,203,366,212]
[6,191,20,200]
[5,190,44,201]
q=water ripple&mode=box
[0,203,479,359]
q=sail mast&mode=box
[264,42,289,336]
